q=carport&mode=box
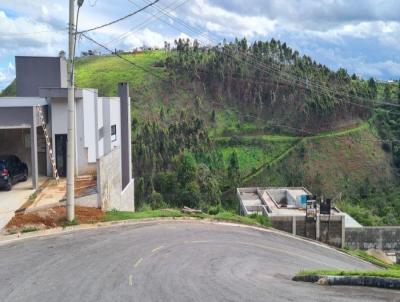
[0,97,48,190]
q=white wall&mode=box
[109,97,121,150]
[82,89,97,164]
[97,97,121,158]
[97,97,104,158]
[51,99,68,137]
[49,92,121,176]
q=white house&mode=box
[0,55,134,211]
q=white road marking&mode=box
[129,275,133,286]
[134,258,143,268]
[152,245,164,253]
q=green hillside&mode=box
[68,45,400,224]
[2,40,399,224]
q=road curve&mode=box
[0,221,398,302]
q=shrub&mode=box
[149,191,166,210]
[208,205,221,215]
[248,213,271,227]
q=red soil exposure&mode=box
[6,206,104,230]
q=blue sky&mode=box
[0,0,399,90]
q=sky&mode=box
[0,0,399,90]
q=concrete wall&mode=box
[82,89,97,163]
[346,227,400,251]
[0,107,33,128]
[97,148,134,211]
[95,97,121,159]
[16,56,67,97]
[271,215,345,248]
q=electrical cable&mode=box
[138,0,400,109]
[77,0,160,34]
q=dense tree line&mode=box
[133,113,240,210]
[165,38,375,131]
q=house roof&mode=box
[0,97,48,107]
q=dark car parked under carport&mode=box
[0,155,28,191]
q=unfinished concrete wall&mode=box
[97,148,134,211]
[15,56,67,96]
[271,215,345,248]
[346,227,400,251]
[16,56,67,97]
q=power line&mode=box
[81,33,164,79]
[103,0,188,48]
[80,34,400,142]
[137,0,400,110]
[77,0,160,34]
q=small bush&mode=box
[208,205,221,215]
[248,213,271,227]
[148,192,166,210]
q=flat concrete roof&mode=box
[39,87,84,98]
[0,97,48,107]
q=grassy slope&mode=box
[0,79,16,96]
[103,209,271,227]
[245,124,397,197]
[297,249,400,279]
[74,53,397,205]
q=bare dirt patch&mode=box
[5,206,104,234]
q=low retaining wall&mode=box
[346,227,400,251]
[271,215,345,248]
[293,275,400,290]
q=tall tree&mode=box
[228,151,241,188]
[368,78,378,99]
[398,80,400,103]
[384,84,392,101]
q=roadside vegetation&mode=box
[297,249,400,279]
[4,206,271,235]
[103,207,271,227]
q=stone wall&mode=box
[346,227,400,251]
[271,215,345,248]
[97,148,134,212]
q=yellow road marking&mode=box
[134,258,143,268]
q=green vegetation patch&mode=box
[102,209,271,228]
[75,51,167,96]
[297,249,400,279]
[297,269,400,279]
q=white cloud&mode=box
[8,62,15,71]
[187,0,277,38]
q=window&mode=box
[111,125,117,142]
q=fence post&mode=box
[292,216,296,236]
[341,215,346,248]
[316,214,320,241]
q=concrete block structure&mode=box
[0,55,134,211]
[237,187,347,247]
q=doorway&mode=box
[55,134,67,177]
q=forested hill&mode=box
[164,38,378,133]
[1,38,400,225]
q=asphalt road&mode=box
[0,221,398,302]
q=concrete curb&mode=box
[293,275,400,290]
[0,217,350,253]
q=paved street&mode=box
[0,221,398,302]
